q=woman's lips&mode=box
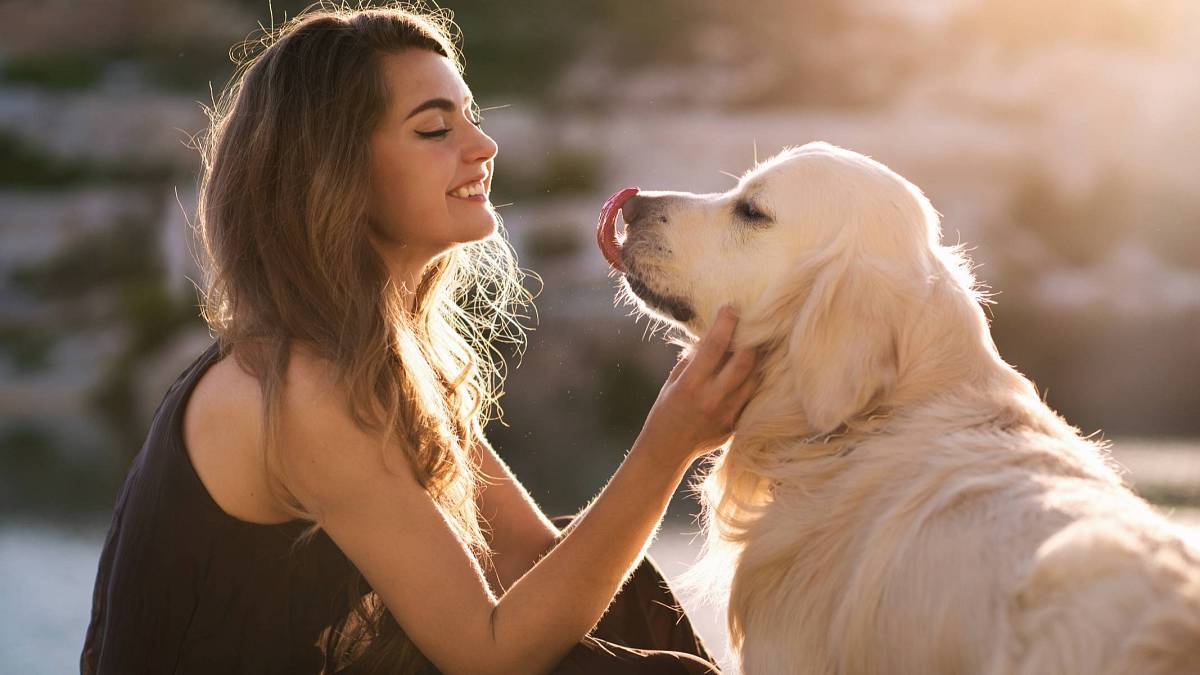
[596,187,639,273]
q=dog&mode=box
[597,142,1200,674]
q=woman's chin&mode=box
[475,211,499,234]
[457,215,498,245]
[447,198,497,229]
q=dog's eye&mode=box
[735,199,772,225]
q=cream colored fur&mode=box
[616,142,1200,674]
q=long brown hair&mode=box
[193,2,533,671]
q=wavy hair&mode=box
[193,2,534,672]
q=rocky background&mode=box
[2,0,1198,522]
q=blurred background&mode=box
[2,0,1198,672]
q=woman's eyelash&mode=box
[416,117,484,139]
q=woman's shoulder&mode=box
[280,341,346,406]
[183,343,296,525]
[274,343,415,512]
[185,339,384,525]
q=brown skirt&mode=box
[548,516,721,675]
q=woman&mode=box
[81,4,758,674]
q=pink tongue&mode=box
[597,187,639,273]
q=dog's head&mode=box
[598,141,986,435]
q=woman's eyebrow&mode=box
[404,96,474,120]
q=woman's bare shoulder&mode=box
[183,340,367,525]
[184,345,293,524]
[273,344,413,516]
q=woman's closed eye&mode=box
[416,117,484,139]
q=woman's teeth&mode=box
[450,182,486,198]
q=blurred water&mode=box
[0,516,107,675]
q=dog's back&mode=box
[999,505,1200,674]
[719,398,1200,675]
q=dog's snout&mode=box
[621,194,668,229]
[620,195,646,227]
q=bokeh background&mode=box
[2,1,1198,672]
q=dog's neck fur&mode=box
[688,273,1068,583]
[743,272,1040,454]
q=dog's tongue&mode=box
[597,187,639,273]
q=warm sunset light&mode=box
[3,1,1198,673]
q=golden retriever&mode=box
[597,142,1200,674]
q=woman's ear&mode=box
[786,253,903,436]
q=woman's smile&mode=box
[448,182,489,202]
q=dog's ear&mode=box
[787,253,904,436]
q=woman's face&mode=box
[367,49,498,285]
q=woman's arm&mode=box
[280,307,756,675]
[471,431,560,592]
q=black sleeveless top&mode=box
[80,339,363,674]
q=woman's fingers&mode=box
[728,367,761,423]
[684,306,739,380]
[713,347,757,396]
[666,353,691,384]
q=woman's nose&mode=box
[467,124,498,163]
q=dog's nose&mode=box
[620,194,645,226]
[620,194,667,229]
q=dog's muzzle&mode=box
[597,186,696,323]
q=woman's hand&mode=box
[635,305,760,469]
